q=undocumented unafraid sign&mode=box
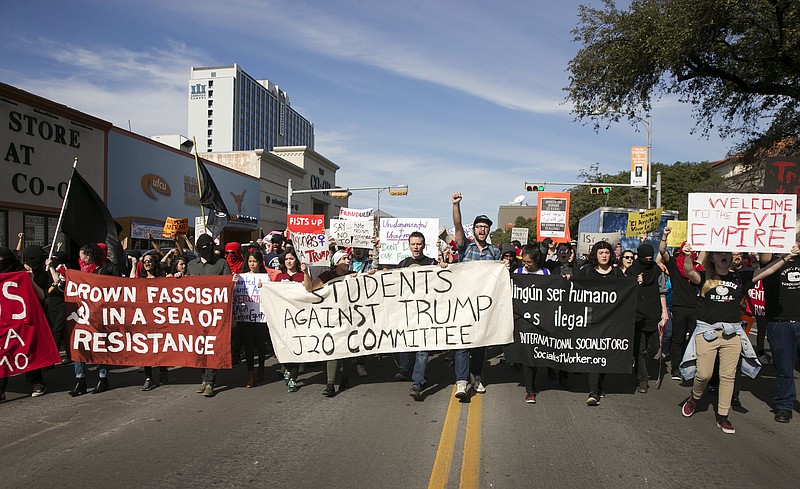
[504,274,637,373]
[0,272,61,377]
[687,193,796,253]
[260,261,514,363]
[64,271,234,368]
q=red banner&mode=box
[64,271,234,369]
[1,272,61,377]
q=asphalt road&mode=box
[3,347,800,489]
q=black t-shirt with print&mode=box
[665,256,700,308]
[697,270,754,323]
[763,261,800,320]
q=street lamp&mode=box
[377,185,409,213]
[286,179,408,217]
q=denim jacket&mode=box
[679,320,761,380]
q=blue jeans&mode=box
[73,362,107,379]
[767,321,800,411]
[454,347,486,382]
[399,352,430,389]
[662,311,673,359]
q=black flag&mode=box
[196,157,230,238]
[61,169,125,267]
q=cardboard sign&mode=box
[379,218,439,265]
[665,220,687,247]
[260,261,513,363]
[64,272,234,369]
[162,217,189,237]
[339,207,373,219]
[233,273,271,323]
[537,192,570,243]
[288,214,329,265]
[0,272,61,377]
[626,208,662,237]
[687,193,796,252]
[330,218,373,249]
[511,227,529,244]
[578,232,621,255]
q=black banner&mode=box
[504,274,637,373]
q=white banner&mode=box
[330,218,373,248]
[233,273,271,322]
[379,218,439,265]
[578,232,622,255]
[260,261,514,363]
[339,207,373,219]
[687,193,796,253]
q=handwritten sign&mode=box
[379,218,438,265]
[626,208,662,237]
[233,274,271,323]
[330,218,373,248]
[665,220,687,247]
[764,157,800,195]
[688,193,796,252]
[339,207,373,219]
[511,227,529,244]
[162,217,189,237]
[288,214,329,265]
[578,232,621,255]
[260,261,513,363]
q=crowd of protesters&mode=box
[2,193,800,436]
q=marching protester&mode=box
[576,241,627,406]
[263,234,283,270]
[274,248,304,393]
[679,243,799,434]
[394,231,446,401]
[239,249,269,388]
[168,255,188,278]
[46,250,69,362]
[759,245,800,423]
[501,244,520,274]
[225,242,245,367]
[69,244,115,396]
[618,249,636,275]
[186,234,232,397]
[303,250,353,397]
[349,247,374,377]
[545,241,578,388]
[512,244,550,404]
[130,253,169,391]
[451,192,500,399]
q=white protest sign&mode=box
[688,193,796,252]
[339,207,373,219]
[260,261,514,363]
[380,218,439,265]
[511,228,529,244]
[330,218,373,249]
[131,221,166,240]
[233,273,271,322]
[578,232,621,255]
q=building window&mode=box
[22,213,51,247]
[207,139,212,147]
[208,80,214,87]
[0,209,7,247]
[208,90,213,97]
[208,100,213,108]
[208,119,213,127]
[207,129,212,137]
[208,110,213,117]
[210,72,216,77]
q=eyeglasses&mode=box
[522,259,534,265]
[225,251,237,255]
[557,250,570,254]
[474,225,490,230]
[622,256,634,260]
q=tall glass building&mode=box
[188,64,314,153]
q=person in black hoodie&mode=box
[627,244,669,393]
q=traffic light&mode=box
[590,187,611,194]
[526,184,545,192]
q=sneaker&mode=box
[586,394,599,406]
[525,393,536,404]
[202,384,215,397]
[671,370,682,381]
[455,381,468,399]
[322,384,336,397]
[682,397,698,417]
[31,384,47,397]
[394,371,409,381]
[410,387,422,401]
[356,365,368,377]
[141,378,155,391]
[774,409,792,423]
[196,383,207,394]
[471,374,486,394]
[283,369,291,385]
[287,379,299,393]
[637,384,649,394]
[716,418,735,434]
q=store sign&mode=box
[141,173,171,200]
[190,83,206,100]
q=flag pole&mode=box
[192,137,208,236]
[48,157,78,262]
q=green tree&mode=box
[566,0,800,160]
[491,216,537,246]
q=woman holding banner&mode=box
[240,250,269,388]
[576,241,627,406]
[275,248,305,393]
[679,243,799,434]
[133,253,169,391]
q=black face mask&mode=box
[0,247,23,273]
[198,244,216,261]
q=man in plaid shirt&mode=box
[451,192,500,399]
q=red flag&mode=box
[1,272,61,377]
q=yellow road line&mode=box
[427,385,463,489]
[459,392,483,489]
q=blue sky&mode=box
[1,1,735,227]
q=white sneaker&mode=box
[474,382,486,394]
[356,365,368,377]
[455,381,468,399]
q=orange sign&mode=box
[162,217,189,237]
[536,192,571,243]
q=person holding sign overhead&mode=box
[451,192,500,399]
[679,243,798,434]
